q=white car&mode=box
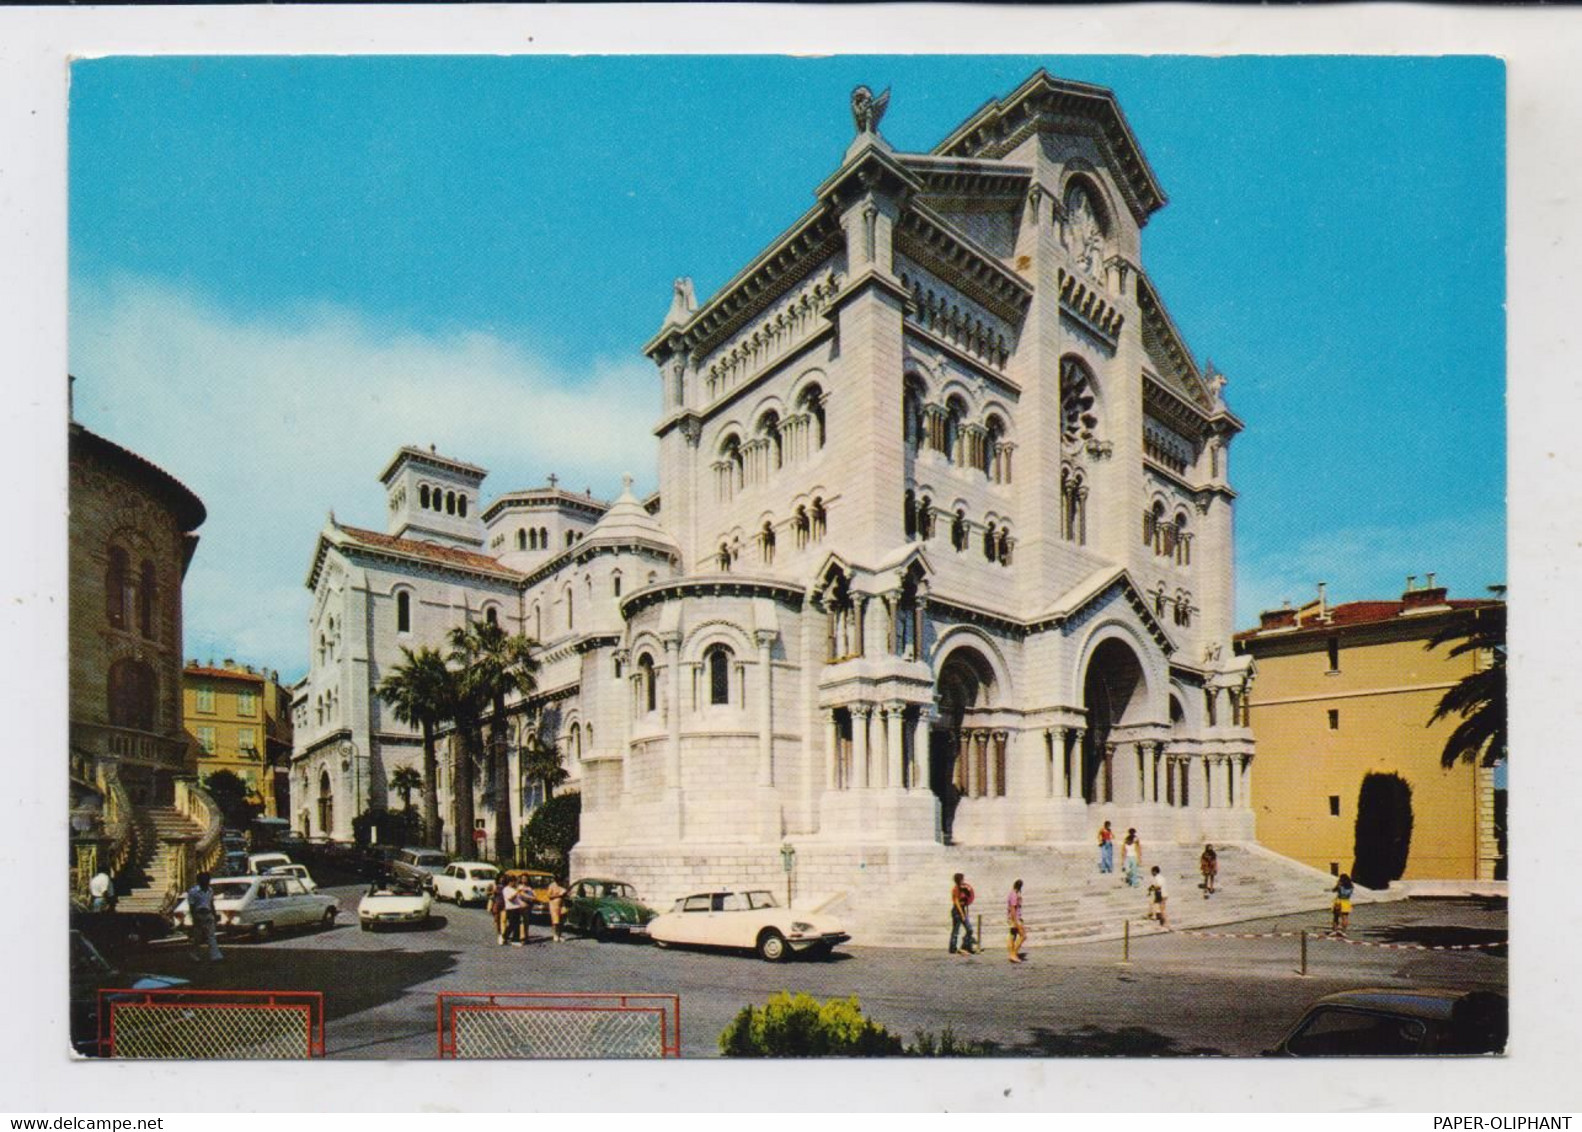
[358,881,434,930]
[432,862,499,906]
[265,863,318,892]
[247,852,293,875]
[646,889,849,962]
[172,875,339,938]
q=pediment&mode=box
[1036,566,1175,655]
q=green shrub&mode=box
[517,791,580,871]
[718,993,904,1057]
[908,1026,992,1057]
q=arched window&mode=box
[707,644,733,706]
[918,495,934,539]
[533,603,542,640]
[612,571,622,598]
[903,488,917,539]
[951,509,968,552]
[539,527,548,548]
[458,495,468,518]
[799,384,826,450]
[984,414,1006,482]
[758,410,783,472]
[564,530,573,548]
[105,546,130,629]
[983,521,998,561]
[1061,357,1099,447]
[420,485,431,509]
[944,397,967,466]
[810,498,827,541]
[485,605,499,627]
[903,377,926,454]
[638,654,657,714]
[445,490,456,515]
[758,521,776,564]
[793,506,810,549]
[718,542,733,572]
[1151,501,1168,556]
[138,560,156,638]
[396,590,411,633]
[1174,513,1191,565]
[997,527,1013,567]
[517,529,527,551]
[564,586,574,630]
[107,658,156,731]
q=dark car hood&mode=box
[599,898,657,920]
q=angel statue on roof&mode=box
[851,86,891,136]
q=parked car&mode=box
[391,847,451,890]
[171,875,339,938]
[563,878,658,941]
[358,879,434,930]
[265,863,318,892]
[220,829,248,852]
[219,849,250,877]
[69,930,188,1057]
[1267,989,1508,1056]
[432,862,499,906]
[646,889,849,962]
[69,907,175,958]
[247,852,293,875]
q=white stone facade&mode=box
[292,71,1257,903]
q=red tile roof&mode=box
[1236,598,1500,642]
[183,665,265,683]
[337,524,522,578]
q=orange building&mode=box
[182,661,293,818]
[1235,580,1503,885]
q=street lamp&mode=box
[780,842,796,909]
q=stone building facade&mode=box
[294,71,1258,901]
[182,660,294,819]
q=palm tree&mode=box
[521,729,570,802]
[448,620,540,864]
[389,765,424,812]
[1426,590,1506,768]
[376,646,451,847]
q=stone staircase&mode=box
[828,842,1387,949]
[114,804,205,913]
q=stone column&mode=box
[884,701,905,791]
[1067,728,1084,799]
[992,731,1008,798]
[1240,754,1253,810]
[755,630,776,787]
[826,710,841,791]
[974,730,990,799]
[852,705,872,789]
[1102,742,1116,804]
[911,710,931,793]
[661,632,682,789]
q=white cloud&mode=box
[70,273,658,680]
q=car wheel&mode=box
[757,929,789,963]
[321,908,337,928]
[653,938,670,950]
[592,915,608,943]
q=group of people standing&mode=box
[1097,821,1221,930]
[487,874,568,946]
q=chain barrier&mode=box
[1173,926,1506,951]
[437,992,681,1059]
[100,989,324,1058]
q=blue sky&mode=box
[68,55,1506,681]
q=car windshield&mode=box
[71,932,112,977]
[746,891,779,910]
[468,867,498,881]
[414,853,447,867]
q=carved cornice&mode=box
[895,203,1033,327]
[930,71,1167,227]
[619,576,806,621]
[1058,269,1124,345]
[1137,272,1216,413]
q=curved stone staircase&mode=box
[114,804,205,913]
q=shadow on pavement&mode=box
[1010,1024,1223,1057]
[1364,924,1508,955]
[150,946,461,1021]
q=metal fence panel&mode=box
[438,993,680,1059]
[100,990,325,1059]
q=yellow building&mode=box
[1235,580,1504,885]
[182,661,294,819]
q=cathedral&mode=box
[293,70,1257,907]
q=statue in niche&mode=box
[1063,184,1106,277]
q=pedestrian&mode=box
[546,877,568,942]
[503,875,530,946]
[1199,844,1218,897]
[1147,865,1169,930]
[1121,828,1142,887]
[1331,873,1354,934]
[489,874,508,945]
[1098,820,1115,874]
[89,869,116,913]
[949,872,977,955]
[1006,879,1028,963]
[186,872,223,962]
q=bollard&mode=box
[976,913,983,951]
[1299,929,1308,977]
[1120,918,1131,965]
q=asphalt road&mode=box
[123,884,1507,1059]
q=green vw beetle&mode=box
[563,878,659,941]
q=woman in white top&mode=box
[1121,828,1142,887]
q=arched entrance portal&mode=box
[317,770,334,837]
[930,646,997,841]
[1081,638,1145,803]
